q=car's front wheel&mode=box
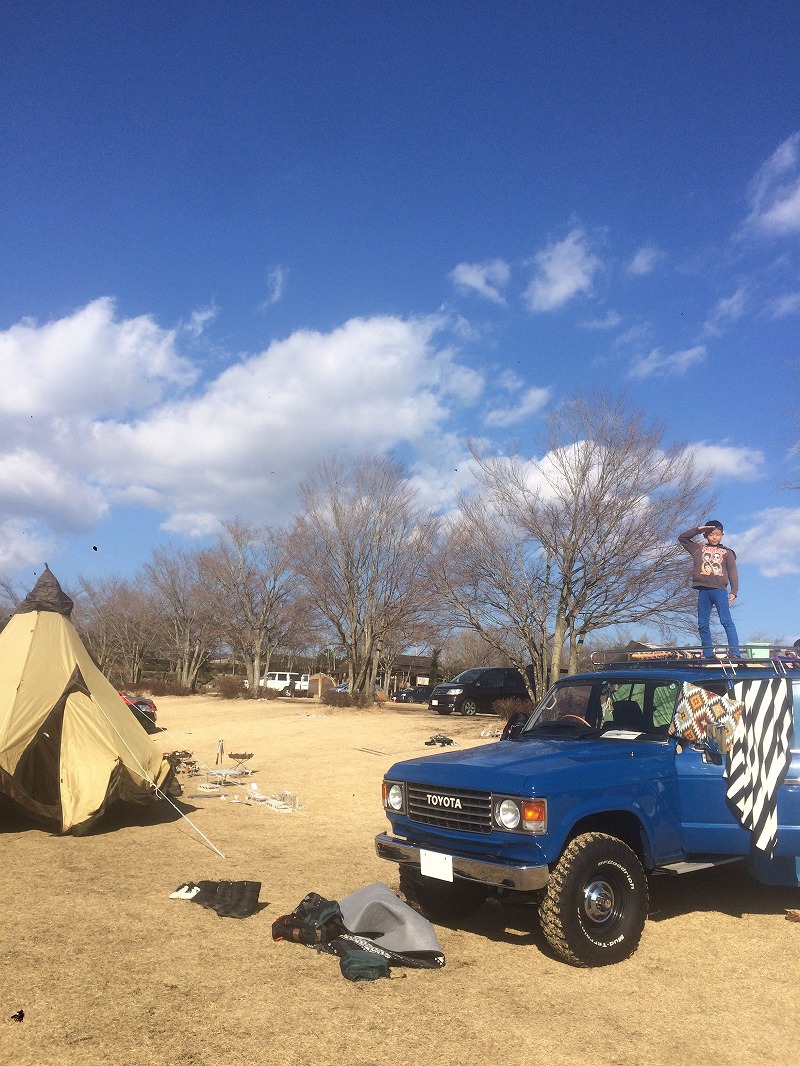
[539,832,648,967]
[459,698,479,716]
[399,867,486,923]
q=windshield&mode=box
[448,669,485,684]
[521,677,683,737]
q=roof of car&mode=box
[579,645,800,684]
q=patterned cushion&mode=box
[669,683,743,745]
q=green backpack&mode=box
[338,948,390,982]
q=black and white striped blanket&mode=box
[726,680,795,855]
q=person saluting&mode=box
[679,520,740,655]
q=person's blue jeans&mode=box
[697,587,740,655]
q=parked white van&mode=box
[260,671,310,696]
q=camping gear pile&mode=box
[170,879,262,918]
[0,569,174,834]
[272,882,445,982]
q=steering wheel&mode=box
[557,714,593,728]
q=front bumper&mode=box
[375,832,550,892]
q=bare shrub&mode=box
[215,676,254,700]
[321,689,351,708]
[321,689,381,709]
[492,697,534,721]
[147,679,193,697]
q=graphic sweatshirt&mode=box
[678,527,738,596]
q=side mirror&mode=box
[701,722,731,765]
[501,711,528,741]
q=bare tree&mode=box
[436,629,510,679]
[79,575,159,685]
[433,492,551,695]
[437,393,713,695]
[199,519,307,690]
[144,547,219,691]
[0,573,22,633]
[290,455,438,698]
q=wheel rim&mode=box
[461,700,477,716]
[582,877,617,925]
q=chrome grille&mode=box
[407,783,493,834]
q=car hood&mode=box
[386,734,669,794]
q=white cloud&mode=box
[485,386,551,428]
[733,507,800,577]
[259,265,287,310]
[742,131,800,237]
[0,449,108,529]
[0,303,488,541]
[628,345,706,380]
[690,443,764,481]
[407,437,482,515]
[702,286,748,337]
[184,305,219,338]
[449,259,510,305]
[0,297,196,425]
[613,323,653,350]
[626,245,662,276]
[767,290,800,318]
[0,518,53,572]
[497,370,524,391]
[579,309,622,331]
[523,229,602,312]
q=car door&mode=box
[502,669,529,702]
[480,669,506,711]
[673,679,762,855]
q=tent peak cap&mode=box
[14,569,74,619]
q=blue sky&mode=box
[2,1,800,642]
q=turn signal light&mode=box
[522,799,547,832]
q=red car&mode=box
[119,692,158,734]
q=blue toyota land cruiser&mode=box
[376,646,800,967]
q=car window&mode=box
[525,677,680,735]
[651,682,680,727]
[601,682,646,725]
[505,671,528,693]
[450,669,485,685]
[530,683,597,725]
[485,671,505,690]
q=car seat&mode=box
[610,699,645,730]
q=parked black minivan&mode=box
[428,667,532,716]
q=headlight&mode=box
[495,798,521,829]
[446,687,463,695]
[492,796,547,834]
[383,781,404,811]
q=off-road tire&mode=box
[281,686,292,697]
[459,698,479,717]
[539,832,648,967]
[399,866,486,923]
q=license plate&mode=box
[431,698,438,705]
[420,849,453,882]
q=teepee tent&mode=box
[0,568,173,834]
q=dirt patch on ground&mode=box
[2,696,798,1066]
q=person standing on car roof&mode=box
[679,520,740,656]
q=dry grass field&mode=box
[2,695,798,1066]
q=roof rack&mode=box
[589,644,800,676]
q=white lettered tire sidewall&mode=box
[539,831,649,967]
